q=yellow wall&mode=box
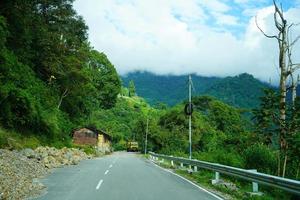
[97,134,111,153]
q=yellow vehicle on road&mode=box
[127,141,139,152]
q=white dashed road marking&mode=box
[104,170,109,175]
[96,179,103,190]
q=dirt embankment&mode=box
[0,147,92,200]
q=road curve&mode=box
[35,152,222,200]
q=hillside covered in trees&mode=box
[0,0,121,147]
[122,71,271,108]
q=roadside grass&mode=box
[141,153,149,159]
[71,144,106,157]
[0,127,44,149]
[0,126,108,158]
[0,126,73,150]
[151,158,292,200]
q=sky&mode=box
[73,0,300,83]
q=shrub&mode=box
[194,149,245,168]
[113,139,127,151]
[243,144,277,174]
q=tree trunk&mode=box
[292,83,297,107]
[277,151,281,176]
[278,21,288,177]
[279,68,287,176]
[282,153,288,177]
[57,88,68,109]
[296,162,300,179]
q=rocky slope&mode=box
[0,147,91,200]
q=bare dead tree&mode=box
[256,0,300,177]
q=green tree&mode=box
[254,89,300,178]
[244,143,277,174]
[253,89,279,146]
[129,80,136,97]
[87,50,121,109]
[121,86,129,96]
[0,1,121,145]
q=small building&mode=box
[96,130,112,153]
[72,127,112,153]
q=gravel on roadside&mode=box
[0,147,92,200]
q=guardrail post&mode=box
[212,172,220,184]
[193,166,198,172]
[180,163,184,168]
[253,181,258,193]
[171,160,174,166]
[248,169,261,195]
[161,158,164,163]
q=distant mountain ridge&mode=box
[121,71,271,108]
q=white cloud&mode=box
[212,12,239,25]
[198,0,230,13]
[74,0,300,84]
[234,0,249,4]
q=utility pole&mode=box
[188,75,192,159]
[144,117,149,155]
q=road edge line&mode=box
[150,161,224,200]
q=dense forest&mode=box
[122,71,271,108]
[0,1,300,199]
[0,0,120,147]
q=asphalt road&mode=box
[35,152,222,200]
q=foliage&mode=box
[0,126,69,149]
[204,73,268,108]
[128,80,136,97]
[244,143,277,174]
[87,50,121,109]
[72,144,97,155]
[254,88,300,178]
[194,149,245,168]
[133,96,255,170]
[0,1,120,146]
[122,71,270,108]
[253,89,279,146]
[86,96,154,148]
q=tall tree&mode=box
[129,80,136,97]
[87,50,121,109]
[253,89,279,146]
[256,0,300,177]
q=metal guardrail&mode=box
[149,152,300,195]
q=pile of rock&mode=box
[213,180,238,191]
[0,147,91,200]
[21,147,90,169]
[0,149,47,200]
